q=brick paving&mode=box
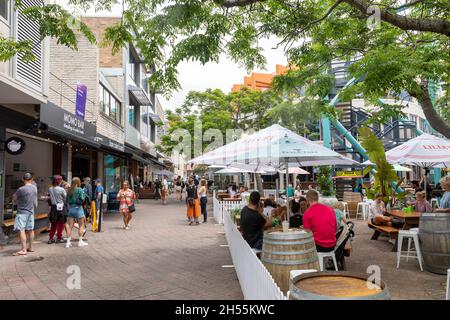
[345,219,447,300]
[0,196,243,300]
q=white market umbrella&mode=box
[189,124,358,219]
[278,167,310,175]
[215,167,253,174]
[385,134,450,168]
[362,160,412,172]
[208,164,227,169]
[385,134,450,197]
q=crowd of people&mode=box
[11,172,136,256]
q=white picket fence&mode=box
[223,206,286,300]
[213,190,244,224]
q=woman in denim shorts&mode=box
[66,177,88,248]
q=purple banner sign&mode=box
[75,83,87,119]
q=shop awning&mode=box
[128,86,152,106]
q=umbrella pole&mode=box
[285,159,289,221]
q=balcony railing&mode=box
[48,72,97,123]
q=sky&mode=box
[57,1,288,111]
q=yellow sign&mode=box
[336,170,362,177]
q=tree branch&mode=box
[410,79,450,139]
[343,0,450,36]
[213,0,266,8]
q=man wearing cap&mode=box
[94,179,104,211]
[13,173,38,256]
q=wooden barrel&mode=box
[261,229,320,293]
[289,271,390,300]
[419,213,450,275]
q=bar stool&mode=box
[396,228,423,271]
[356,202,369,220]
[341,202,350,219]
[317,251,338,271]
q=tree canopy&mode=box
[2,0,449,137]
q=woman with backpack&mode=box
[66,177,88,248]
[186,176,200,225]
[47,175,67,244]
[117,181,136,230]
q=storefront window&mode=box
[104,154,128,194]
[99,83,121,123]
[0,0,8,20]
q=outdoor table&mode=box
[223,197,241,201]
[386,209,421,230]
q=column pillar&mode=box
[67,143,72,182]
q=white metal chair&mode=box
[396,228,423,271]
[317,251,338,271]
[341,201,350,219]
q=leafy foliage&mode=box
[316,166,335,196]
[358,126,407,205]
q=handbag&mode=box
[128,203,136,213]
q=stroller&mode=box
[332,221,355,270]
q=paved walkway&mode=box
[345,220,447,300]
[0,197,243,300]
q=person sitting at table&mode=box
[240,187,251,206]
[289,201,303,228]
[436,175,450,213]
[332,201,347,230]
[286,184,295,197]
[303,190,337,252]
[369,193,393,228]
[298,196,309,214]
[262,199,275,218]
[239,191,272,250]
[294,185,302,199]
[407,191,432,213]
[411,180,423,194]
[229,185,238,198]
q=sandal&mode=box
[13,251,27,256]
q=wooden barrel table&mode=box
[419,213,450,275]
[289,271,390,300]
[261,229,319,293]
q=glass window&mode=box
[129,105,135,127]
[99,84,104,111]
[0,0,8,20]
[99,83,121,123]
[104,154,127,194]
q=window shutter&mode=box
[15,0,43,91]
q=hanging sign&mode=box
[5,137,26,155]
[75,82,88,119]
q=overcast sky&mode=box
[58,1,288,111]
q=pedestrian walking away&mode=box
[117,181,136,230]
[198,178,208,223]
[162,177,169,205]
[66,177,88,248]
[47,175,67,244]
[186,177,200,225]
[12,173,38,256]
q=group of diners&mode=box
[239,189,345,254]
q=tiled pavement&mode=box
[0,198,447,300]
[0,196,243,300]
[345,219,447,300]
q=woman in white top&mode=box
[294,185,302,199]
[198,179,208,223]
[161,178,168,205]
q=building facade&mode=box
[0,12,169,232]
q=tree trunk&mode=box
[410,80,450,139]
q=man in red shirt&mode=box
[303,190,337,252]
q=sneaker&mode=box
[56,239,65,244]
[78,240,89,247]
[48,239,55,244]
[65,241,72,248]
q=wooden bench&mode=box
[2,213,49,236]
[368,222,399,252]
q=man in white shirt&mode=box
[369,193,393,227]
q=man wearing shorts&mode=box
[13,173,37,256]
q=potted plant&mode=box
[231,208,241,224]
[317,166,339,206]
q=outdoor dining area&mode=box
[190,124,450,300]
